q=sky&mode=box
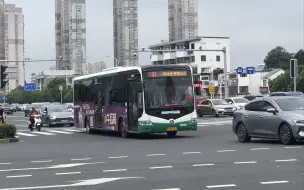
[4,0,304,81]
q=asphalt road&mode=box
[0,112,303,190]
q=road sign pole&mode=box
[223,47,228,99]
[60,90,63,104]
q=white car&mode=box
[225,97,249,110]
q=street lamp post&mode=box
[62,66,68,89]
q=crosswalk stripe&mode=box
[16,132,37,137]
[32,131,55,136]
[44,129,74,134]
[61,128,81,132]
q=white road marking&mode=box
[32,131,55,136]
[152,188,181,190]
[31,160,52,163]
[193,163,215,167]
[233,161,257,164]
[102,169,127,172]
[206,184,237,188]
[217,150,235,152]
[70,158,91,161]
[55,172,81,175]
[108,156,128,159]
[44,129,73,134]
[16,132,37,137]
[0,163,11,165]
[149,166,173,169]
[275,159,297,162]
[197,121,232,125]
[146,154,166,156]
[284,146,302,149]
[251,148,269,150]
[61,128,81,132]
[182,152,201,155]
[6,174,32,178]
[260,181,289,184]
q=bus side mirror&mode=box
[137,82,143,92]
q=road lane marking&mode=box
[275,159,297,162]
[108,156,128,159]
[233,161,257,164]
[260,181,289,184]
[70,158,91,161]
[217,150,235,152]
[102,169,127,172]
[31,160,52,163]
[182,152,201,155]
[152,189,181,190]
[206,184,237,188]
[44,129,73,134]
[61,128,81,132]
[55,172,81,175]
[6,174,32,178]
[149,166,173,169]
[193,163,215,167]
[251,148,269,150]
[284,146,302,149]
[0,163,11,165]
[16,132,37,136]
[146,154,166,156]
[197,121,232,125]
[32,131,55,136]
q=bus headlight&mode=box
[139,120,152,125]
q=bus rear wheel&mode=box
[167,131,177,137]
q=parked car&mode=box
[243,95,263,101]
[197,99,237,117]
[40,105,74,127]
[1,104,13,115]
[225,97,249,110]
[232,96,304,145]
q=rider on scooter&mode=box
[29,107,38,130]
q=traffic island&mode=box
[0,123,18,143]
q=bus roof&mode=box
[74,65,192,81]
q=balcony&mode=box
[163,51,176,60]
[176,50,188,57]
[151,54,163,61]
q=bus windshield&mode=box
[143,70,194,109]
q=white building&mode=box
[113,0,138,67]
[149,36,230,87]
[227,65,285,96]
[168,0,198,41]
[0,4,25,94]
[31,70,80,91]
[55,0,86,75]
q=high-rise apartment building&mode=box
[113,0,138,67]
[0,4,25,93]
[55,0,86,75]
[168,0,198,41]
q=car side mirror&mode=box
[266,108,276,114]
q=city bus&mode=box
[73,65,197,138]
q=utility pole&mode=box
[290,59,298,92]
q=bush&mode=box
[0,124,16,139]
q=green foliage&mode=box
[264,46,293,70]
[268,48,304,92]
[7,77,73,104]
[0,124,16,139]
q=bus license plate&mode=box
[166,127,177,131]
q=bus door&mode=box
[127,80,139,131]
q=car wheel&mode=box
[167,131,177,137]
[197,109,203,117]
[119,120,129,138]
[236,123,251,142]
[212,110,219,117]
[279,123,295,145]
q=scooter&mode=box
[28,115,42,131]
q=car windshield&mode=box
[233,98,249,103]
[212,100,229,105]
[274,98,304,111]
[143,70,194,109]
[48,106,64,112]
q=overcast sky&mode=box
[5,0,304,81]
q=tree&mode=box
[294,49,304,72]
[264,46,293,70]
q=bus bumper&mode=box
[138,121,197,134]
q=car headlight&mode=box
[233,107,237,111]
[293,120,304,125]
[51,115,57,119]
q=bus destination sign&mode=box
[147,71,188,78]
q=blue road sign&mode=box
[236,67,243,74]
[246,67,255,74]
[2,95,6,100]
[24,83,37,91]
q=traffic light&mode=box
[290,59,298,78]
[0,65,8,89]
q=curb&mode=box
[0,137,19,143]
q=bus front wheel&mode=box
[167,131,177,137]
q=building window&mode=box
[201,55,206,61]
[191,56,195,62]
[263,79,267,87]
[240,73,247,77]
[201,76,209,81]
[216,55,220,62]
[191,43,195,49]
[239,86,249,93]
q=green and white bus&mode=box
[73,64,197,137]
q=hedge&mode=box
[0,124,16,139]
